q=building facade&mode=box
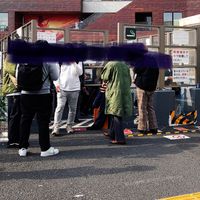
[0,0,200,41]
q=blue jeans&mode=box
[53,90,79,131]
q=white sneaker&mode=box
[66,125,74,134]
[19,148,28,157]
[40,147,59,157]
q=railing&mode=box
[0,95,7,134]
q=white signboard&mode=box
[164,134,190,140]
[172,30,189,45]
[37,31,57,43]
[172,49,189,65]
[173,68,195,84]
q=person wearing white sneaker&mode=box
[17,44,60,157]
[52,62,83,135]
[41,147,59,157]
[66,124,74,134]
[18,148,28,157]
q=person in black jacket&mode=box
[87,81,108,130]
[134,57,159,134]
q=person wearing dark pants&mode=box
[101,61,132,145]
[7,95,21,146]
[87,82,108,130]
[18,60,60,157]
[2,55,21,148]
[109,116,125,143]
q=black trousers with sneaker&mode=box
[19,94,52,151]
[7,95,21,145]
[109,115,125,142]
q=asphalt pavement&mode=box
[1,128,200,200]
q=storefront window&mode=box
[0,13,8,31]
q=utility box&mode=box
[154,89,175,128]
[190,88,200,125]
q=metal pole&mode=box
[117,23,124,43]
[158,25,165,89]
[30,20,37,42]
[196,26,200,86]
[64,28,70,43]
[104,30,109,45]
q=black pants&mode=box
[91,92,108,129]
[19,94,52,151]
[109,115,125,142]
[7,95,21,144]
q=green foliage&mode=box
[0,95,7,121]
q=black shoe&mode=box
[74,119,81,123]
[103,131,110,138]
[149,129,158,134]
[110,140,126,145]
[87,126,97,130]
[137,130,147,134]
[7,143,20,148]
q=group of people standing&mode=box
[2,42,159,157]
[87,59,159,144]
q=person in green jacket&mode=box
[2,54,21,148]
[101,61,132,144]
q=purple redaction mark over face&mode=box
[8,40,172,68]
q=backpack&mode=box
[17,63,48,91]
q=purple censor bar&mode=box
[8,40,172,68]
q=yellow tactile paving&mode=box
[174,131,180,134]
[160,192,200,200]
[125,128,199,138]
[127,134,134,137]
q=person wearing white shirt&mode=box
[52,62,83,135]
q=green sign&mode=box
[125,27,136,40]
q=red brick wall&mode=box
[86,0,200,41]
[185,0,200,16]
[0,0,81,12]
[0,0,81,39]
